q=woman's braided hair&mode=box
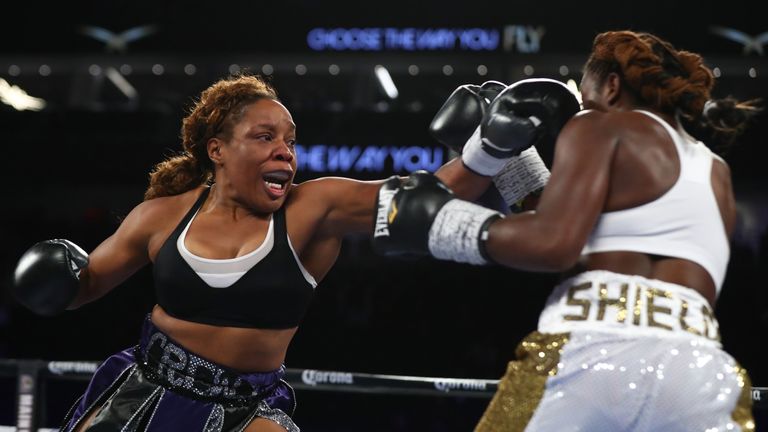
[584,30,761,149]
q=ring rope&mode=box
[1,357,766,431]
[1,358,765,401]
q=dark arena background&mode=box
[1,1,766,430]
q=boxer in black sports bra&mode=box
[12,74,496,432]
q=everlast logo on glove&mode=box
[374,176,400,238]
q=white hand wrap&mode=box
[427,200,502,265]
[460,126,509,177]
[492,146,550,208]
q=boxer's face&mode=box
[212,98,297,213]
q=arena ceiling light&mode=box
[374,65,399,99]
[105,67,138,100]
[709,26,768,56]
[0,79,46,111]
[79,25,158,53]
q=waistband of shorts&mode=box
[136,314,285,404]
[538,270,721,347]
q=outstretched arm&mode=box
[288,177,391,238]
[13,198,159,315]
[72,202,154,308]
[291,158,495,239]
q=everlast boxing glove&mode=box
[372,171,502,264]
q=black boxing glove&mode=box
[494,78,581,158]
[462,78,581,177]
[429,80,506,153]
[13,239,88,316]
[488,78,581,210]
[372,171,502,264]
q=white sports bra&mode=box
[177,208,275,288]
[581,110,730,295]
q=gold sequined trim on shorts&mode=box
[474,332,569,432]
[731,363,756,431]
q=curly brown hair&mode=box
[144,74,278,200]
[584,30,760,146]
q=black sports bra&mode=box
[153,187,316,329]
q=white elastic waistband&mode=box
[538,270,721,347]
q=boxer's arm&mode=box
[295,162,497,238]
[484,111,616,271]
[290,176,395,238]
[69,200,156,308]
[13,200,154,314]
